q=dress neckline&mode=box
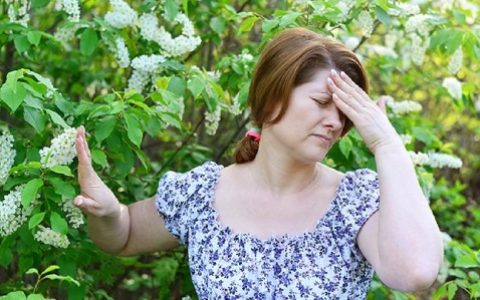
[205,162,350,244]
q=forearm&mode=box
[374,144,443,280]
[87,203,131,255]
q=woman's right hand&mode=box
[74,126,120,218]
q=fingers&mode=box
[329,69,371,108]
[377,97,388,115]
[76,126,92,168]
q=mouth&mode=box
[312,134,332,144]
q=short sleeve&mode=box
[334,169,380,254]
[155,162,220,245]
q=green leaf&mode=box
[49,165,74,177]
[28,212,46,229]
[1,82,27,113]
[160,112,181,129]
[23,106,46,134]
[26,268,39,275]
[46,109,69,128]
[27,31,42,46]
[21,178,44,207]
[43,274,80,286]
[210,16,225,34]
[448,283,457,300]
[95,116,116,143]
[14,35,30,53]
[2,291,27,300]
[80,28,98,56]
[455,255,479,268]
[279,12,301,27]
[27,295,46,300]
[339,136,353,159]
[31,0,50,8]
[239,16,261,33]
[262,19,279,33]
[6,70,24,91]
[188,77,205,98]
[91,149,108,168]
[168,77,186,97]
[164,0,179,22]
[50,212,69,235]
[49,177,76,198]
[372,6,391,27]
[19,254,33,274]
[41,265,60,275]
[453,9,466,25]
[124,114,143,147]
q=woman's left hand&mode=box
[327,69,402,155]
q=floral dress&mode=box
[155,161,380,299]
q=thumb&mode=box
[377,97,388,115]
[74,195,100,215]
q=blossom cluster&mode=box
[60,198,84,229]
[389,2,420,17]
[0,131,16,185]
[442,77,462,100]
[447,47,463,75]
[399,134,412,145]
[104,0,138,29]
[34,226,70,248]
[140,13,202,57]
[126,54,166,91]
[0,185,34,237]
[205,106,222,135]
[39,127,77,168]
[115,37,130,68]
[386,99,422,115]
[6,0,30,27]
[57,0,81,22]
[354,11,374,38]
[408,151,429,166]
[427,153,463,169]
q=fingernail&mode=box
[77,198,83,207]
[332,93,338,100]
[340,71,347,78]
[327,77,334,85]
[331,69,338,76]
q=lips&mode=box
[312,134,332,144]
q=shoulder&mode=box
[158,161,223,191]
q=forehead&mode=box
[297,69,331,92]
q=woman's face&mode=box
[267,69,346,163]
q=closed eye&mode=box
[311,97,330,106]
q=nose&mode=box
[321,104,344,131]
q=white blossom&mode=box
[409,34,429,66]
[0,131,16,185]
[34,226,70,248]
[399,134,412,145]
[442,77,462,100]
[387,100,422,114]
[39,127,77,168]
[131,54,166,73]
[0,185,35,237]
[447,47,463,75]
[405,14,433,37]
[139,13,159,41]
[344,36,360,50]
[7,0,30,27]
[475,95,480,113]
[384,30,402,49]
[127,70,150,92]
[205,106,221,135]
[389,2,420,17]
[60,198,84,229]
[229,93,242,116]
[57,0,81,22]
[104,0,138,29]
[355,11,374,38]
[54,25,78,49]
[408,151,429,166]
[115,37,130,68]
[427,153,463,169]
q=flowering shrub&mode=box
[0,0,479,298]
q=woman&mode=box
[74,28,443,298]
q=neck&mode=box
[250,141,320,198]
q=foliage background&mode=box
[0,0,479,299]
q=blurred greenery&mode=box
[0,0,479,299]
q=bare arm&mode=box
[357,145,443,291]
[328,70,443,291]
[74,127,179,256]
